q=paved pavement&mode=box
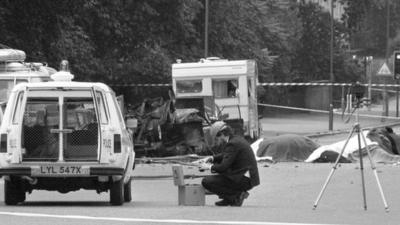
[261,110,399,136]
[260,102,400,143]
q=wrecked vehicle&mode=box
[128,57,261,157]
[126,93,209,156]
[0,68,135,205]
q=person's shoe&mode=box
[231,191,249,207]
[215,199,231,206]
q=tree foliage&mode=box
[343,0,400,56]
[0,0,383,104]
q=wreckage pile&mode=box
[126,96,215,157]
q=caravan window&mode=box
[212,79,238,98]
[176,80,202,93]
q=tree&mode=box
[292,1,333,81]
[0,0,364,106]
[343,0,400,56]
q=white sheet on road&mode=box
[305,130,376,162]
[251,138,273,161]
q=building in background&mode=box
[304,0,346,21]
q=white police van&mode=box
[0,48,56,120]
[0,68,135,205]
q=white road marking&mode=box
[0,211,342,225]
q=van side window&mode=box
[95,91,109,124]
[12,91,24,124]
[212,79,239,98]
[111,92,124,128]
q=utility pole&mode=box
[383,0,390,119]
[366,56,373,111]
[328,0,334,131]
[204,0,209,58]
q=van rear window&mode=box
[23,98,59,127]
[22,98,98,128]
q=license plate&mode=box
[32,165,89,176]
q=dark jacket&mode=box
[211,135,260,187]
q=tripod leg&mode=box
[357,130,367,210]
[359,129,390,212]
[313,126,356,210]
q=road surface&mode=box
[0,162,399,225]
[0,111,399,225]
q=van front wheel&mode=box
[4,179,25,205]
[124,178,132,202]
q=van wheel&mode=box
[124,178,132,202]
[4,179,25,205]
[110,179,124,206]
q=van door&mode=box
[10,90,27,163]
[21,94,59,161]
[92,89,113,163]
[63,94,99,161]
[21,89,99,162]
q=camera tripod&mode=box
[313,100,389,212]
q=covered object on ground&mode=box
[252,128,400,163]
[251,134,320,162]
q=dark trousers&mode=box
[201,174,252,201]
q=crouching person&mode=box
[199,121,260,206]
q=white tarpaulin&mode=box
[305,130,376,162]
[251,138,273,161]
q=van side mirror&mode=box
[126,118,138,129]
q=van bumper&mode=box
[0,167,125,176]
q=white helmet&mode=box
[210,121,227,139]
